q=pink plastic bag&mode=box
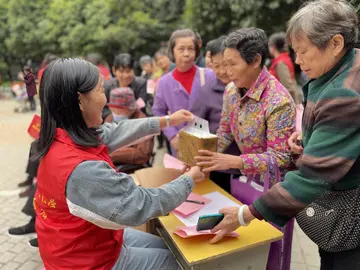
[230,157,294,270]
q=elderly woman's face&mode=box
[212,53,230,85]
[292,35,341,79]
[173,37,196,72]
[223,48,257,89]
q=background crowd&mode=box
[3,0,360,270]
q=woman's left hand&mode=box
[209,206,255,244]
[194,150,243,173]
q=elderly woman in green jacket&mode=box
[205,1,360,269]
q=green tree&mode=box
[0,0,11,80]
[39,0,166,64]
[350,0,360,13]
[186,0,303,44]
[6,0,50,65]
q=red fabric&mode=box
[98,64,111,80]
[35,129,123,270]
[108,87,136,109]
[37,67,46,84]
[27,114,41,139]
[269,53,295,81]
[172,65,196,94]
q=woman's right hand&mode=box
[184,166,205,183]
[288,131,303,155]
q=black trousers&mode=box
[22,184,36,218]
[28,96,36,111]
[210,171,232,193]
[156,132,165,149]
[22,142,40,218]
[320,247,360,270]
[25,141,40,179]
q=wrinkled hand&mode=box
[210,207,241,244]
[184,166,205,182]
[288,131,303,155]
[170,134,179,151]
[194,150,243,173]
[169,109,194,126]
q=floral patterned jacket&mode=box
[217,67,296,183]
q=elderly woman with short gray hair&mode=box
[208,1,360,269]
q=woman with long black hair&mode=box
[34,58,204,270]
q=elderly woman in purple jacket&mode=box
[153,29,221,155]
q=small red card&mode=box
[27,114,41,139]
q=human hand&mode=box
[194,150,243,173]
[184,166,205,182]
[210,205,255,244]
[18,72,24,80]
[169,109,193,126]
[209,207,241,244]
[288,131,303,155]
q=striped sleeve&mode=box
[251,88,360,226]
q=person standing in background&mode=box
[102,53,153,122]
[37,54,58,85]
[168,31,207,72]
[139,55,154,80]
[23,66,37,111]
[155,47,172,75]
[268,32,300,103]
[205,39,216,69]
[153,29,219,156]
[86,53,111,81]
[194,31,206,68]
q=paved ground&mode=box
[0,99,321,270]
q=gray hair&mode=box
[224,28,268,67]
[139,55,153,68]
[286,0,358,50]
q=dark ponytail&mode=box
[34,58,101,159]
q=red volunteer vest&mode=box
[269,52,295,81]
[35,129,123,270]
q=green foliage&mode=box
[350,0,360,13]
[0,0,185,74]
[0,0,358,80]
[186,0,304,44]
